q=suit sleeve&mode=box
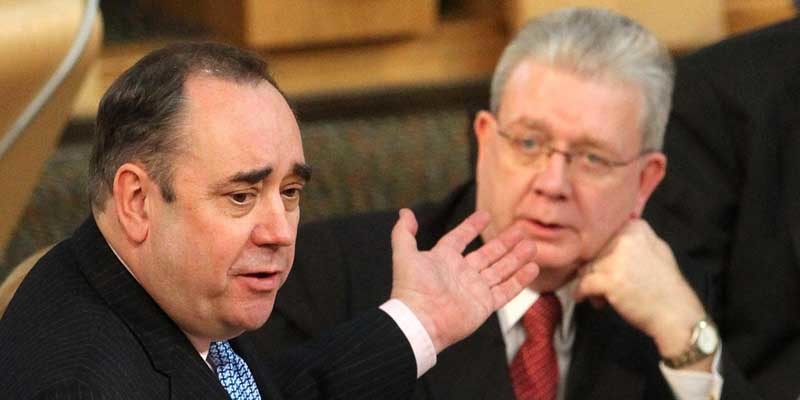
[646,56,800,399]
[269,308,417,400]
[31,381,105,400]
[646,61,738,316]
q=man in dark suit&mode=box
[644,16,800,399]
[0,42,541,399]
[253,8,736,399]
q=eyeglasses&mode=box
[495,127,649,179]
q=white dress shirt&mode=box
[497,283,723,400]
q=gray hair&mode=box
[490,7,674,150]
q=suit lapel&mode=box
[73,218,231,399]
[234,337,285,400]
[565,303,648,400]
[779,76,800,269]
[422,314,515,400]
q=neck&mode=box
[95,210,214,356]
[530,267,577,292]
[184,331,211,354]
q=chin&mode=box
[233,302,275,332]
[533,253,581,290]
[233,314,272,333]
[532,267,580,292]
[534,245,580,269]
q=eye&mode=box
[229,192,256,206]
[282,187,302,200]
[582,152,612,168]
[518,137,538,150]
[281,185,304,211]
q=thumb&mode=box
[391,208,419,254]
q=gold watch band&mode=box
[662,318,718,369]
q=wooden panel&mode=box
[71,12,507,118]
[267,16,505,97]
[504,0,727,51]
[243,0,438,48]
[726,0,796,35]
[505,0,616,31]
[153,0,438,49]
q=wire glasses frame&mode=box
[494,126,652,179]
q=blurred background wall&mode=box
[1,0,797,282]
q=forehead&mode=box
[177,74,304,175]
[499,59,643,150]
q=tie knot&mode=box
[208,340,236,369]
[208,341,262,400]
[521,293,562,337]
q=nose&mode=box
[250,197,294,248]
[531,149,571,200]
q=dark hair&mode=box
[89,41,281,209]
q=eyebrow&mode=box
[293,163,312,182]
[214,162,312,193]
[513,117,615,151]
[228,166,273,185]
[514,118,551,133]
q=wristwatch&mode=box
[662,317,719,369]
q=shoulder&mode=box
[0,241,162,397]
[292,182,474,276]
[676,17,800,104]
[294,198,449,265]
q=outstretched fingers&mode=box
[470,226,539,310]
[434,210,491,254]
[491,261,539,309]
[478,239,537,286]
[464,225,525,271]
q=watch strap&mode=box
[662,318,718,369]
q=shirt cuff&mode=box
[659,344,724,400]
[379,299,437,378]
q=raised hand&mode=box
[390,208,539,352]
[573,219,711,370]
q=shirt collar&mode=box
[106,240,140,282]
[496,279,577,340]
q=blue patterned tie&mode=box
[208,341,262,400]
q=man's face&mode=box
[139,75,308,342]
[475,60,664,291]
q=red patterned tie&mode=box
[509,293,562,400]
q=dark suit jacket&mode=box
[644,17,800,400]
[0,217,417,400]
[253,182,680,399]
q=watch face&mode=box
[697,325,719,354]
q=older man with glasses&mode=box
[251,8,741,399]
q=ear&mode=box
[112,163,153,244]
[473,110,496,161]
[632,152,667,217]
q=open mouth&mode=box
[242,271,279,280]
[520,218,568,239]
[237,271,282,291]
[531,218,564,230]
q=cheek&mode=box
[188,217,257,282]
[575,185,638,252]
[477,154,531,235]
